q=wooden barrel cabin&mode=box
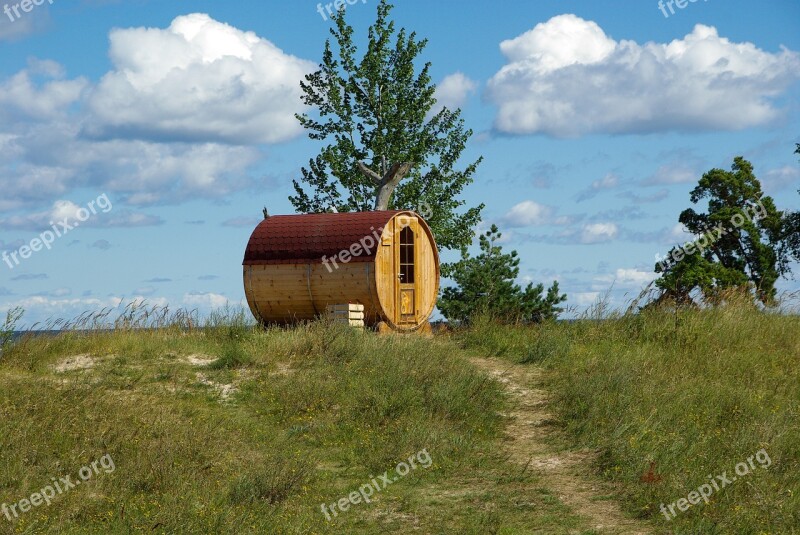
[243,211,440,331]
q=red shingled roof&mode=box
[243,211,403,265]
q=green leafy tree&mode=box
[438,225,566,323]
[290,0,483,251]
[655,157,784,305]
[782,143,800,264]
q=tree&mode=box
[654,157,784,305]
[782,143,800,264]
[438,225,566,323]
[291,0,483,251]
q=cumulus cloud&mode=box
[488,14,800,137]
[0,14,310,212]
[85,13,315,144]
[502,200,556,227]
[581,222,618,244]
[431,72,477,115]
[0,60,88,121]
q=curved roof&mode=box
[243,211,406,265]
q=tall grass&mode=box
[0,307,23,353]
[0,306,586,533]
[458,295,800,534]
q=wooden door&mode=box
[395,218,418,326]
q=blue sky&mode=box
[1,0,799,325]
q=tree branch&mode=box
[357,161,382,185]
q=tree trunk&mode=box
[358,161,413,211]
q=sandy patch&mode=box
[185,354,215,367]
[195,372,238,400]
[53,355,96,373]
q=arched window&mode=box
[399,226,415,284]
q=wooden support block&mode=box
[325,304,365,328]
[327,311,365,320]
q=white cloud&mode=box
[613,268,657,286]
[502,200,555,227]
[577,173,619,201]
[48,288,72,297]
[581,222,618,244]
[183,292,231,310]
[488,15,800,137]
[432,72,477,114]
[668,223,692,242]
[0,14,306,211]
[0,295,124,326]
[0,199,162,231]
[0,62,88,121]
[594,268,657,290]
[0,82,262,210]
[573,291,600,306]
[85,13,315,144]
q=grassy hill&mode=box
[460,300,800,534]
[0,311,584,534]
[0,302,797,534]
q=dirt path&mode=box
[470,357,653,535]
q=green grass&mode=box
[8,299,793,533]
[458,303,800,534]
[0,311,587,534]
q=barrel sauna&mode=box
[243,211,440,332]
